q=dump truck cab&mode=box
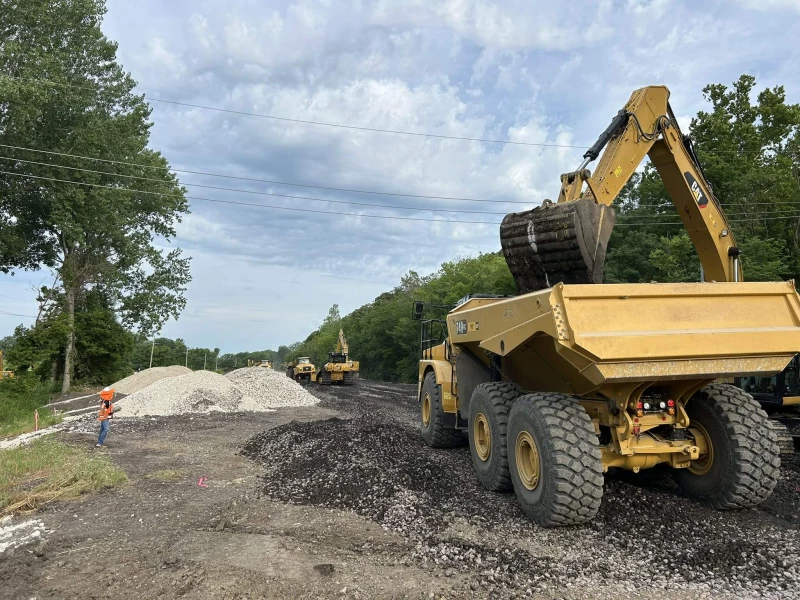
[286,357,316,383]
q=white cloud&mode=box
[34,0,791,350]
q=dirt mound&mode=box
[111,366,192,395]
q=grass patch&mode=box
[0,376,60,439]
[145,469,184,482]
[0,438,127,515]
[0,411,63,439]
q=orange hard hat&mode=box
[100,387,115,401]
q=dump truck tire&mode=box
[420,371,462,449]
[468,382,522,492]
[507,393,603,526]
[677,384,780,509]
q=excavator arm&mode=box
[335,329,349,358]
[501,85,741,293]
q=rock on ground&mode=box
[243,384,800,599]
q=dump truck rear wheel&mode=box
[468,382,522,492]
[507,393,603,526]
[677,384,780,509]
[420,371,462,449]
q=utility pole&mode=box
[149,337,156,369]
[215,353,219,371]
[185,347,189,368]
[203,352,207,371]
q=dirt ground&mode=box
[1,380,798,599]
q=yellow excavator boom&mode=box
[501,85,741,292]
[335,329,349,357]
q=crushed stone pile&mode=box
[111,366,192,395]
[226,367,318,410]
[114,367,318,417]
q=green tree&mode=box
[0,0,191,391]
[606,75,800,285]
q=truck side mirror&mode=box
[412,301,424,321]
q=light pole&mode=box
[203,352,207,371]
[149,337,155,369]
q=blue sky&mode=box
[2,0,799,351]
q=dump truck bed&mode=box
[447,281,800,396]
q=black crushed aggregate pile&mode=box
[242,382,800,597]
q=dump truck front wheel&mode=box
[677,384,779,509]
[468,382,522,492]
[420,371,462,448]
[508,393,603,526]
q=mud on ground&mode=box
[1,380,798,599]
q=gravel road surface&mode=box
[1,379,797,599]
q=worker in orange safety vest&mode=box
[96,387,115,447]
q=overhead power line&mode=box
[2,75,583,149]
[0,310,37,318]
[0,170,504,225]
[0,293,30,302]
[2,75,776,155]
[0,155,513,216]
[2,169,797,229]
[0,143,534,205]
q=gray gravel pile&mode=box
[111,366,192,395]
[244,384,800,599]
[115,371,244,416]
[113,367,318,417]
[226,367,318,410]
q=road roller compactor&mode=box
[415,85,800,526]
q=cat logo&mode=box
[684,171,708,208]
[613,165,623,177]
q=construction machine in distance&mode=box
[317,329,359,385]
[414,85,800,527]
[248,359,273,369]
[286,357,316,383]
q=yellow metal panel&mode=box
[782,396,800,406]
[561,282,800,361]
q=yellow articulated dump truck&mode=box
[286,357,316,383]
[414,85,800,527]
[248,359,273,369]
[317,329,359,385]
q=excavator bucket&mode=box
[500,199,616,294]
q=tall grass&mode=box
[0,438,127,515]
[0,376,61,438]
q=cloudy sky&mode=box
[2,0,799,352]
